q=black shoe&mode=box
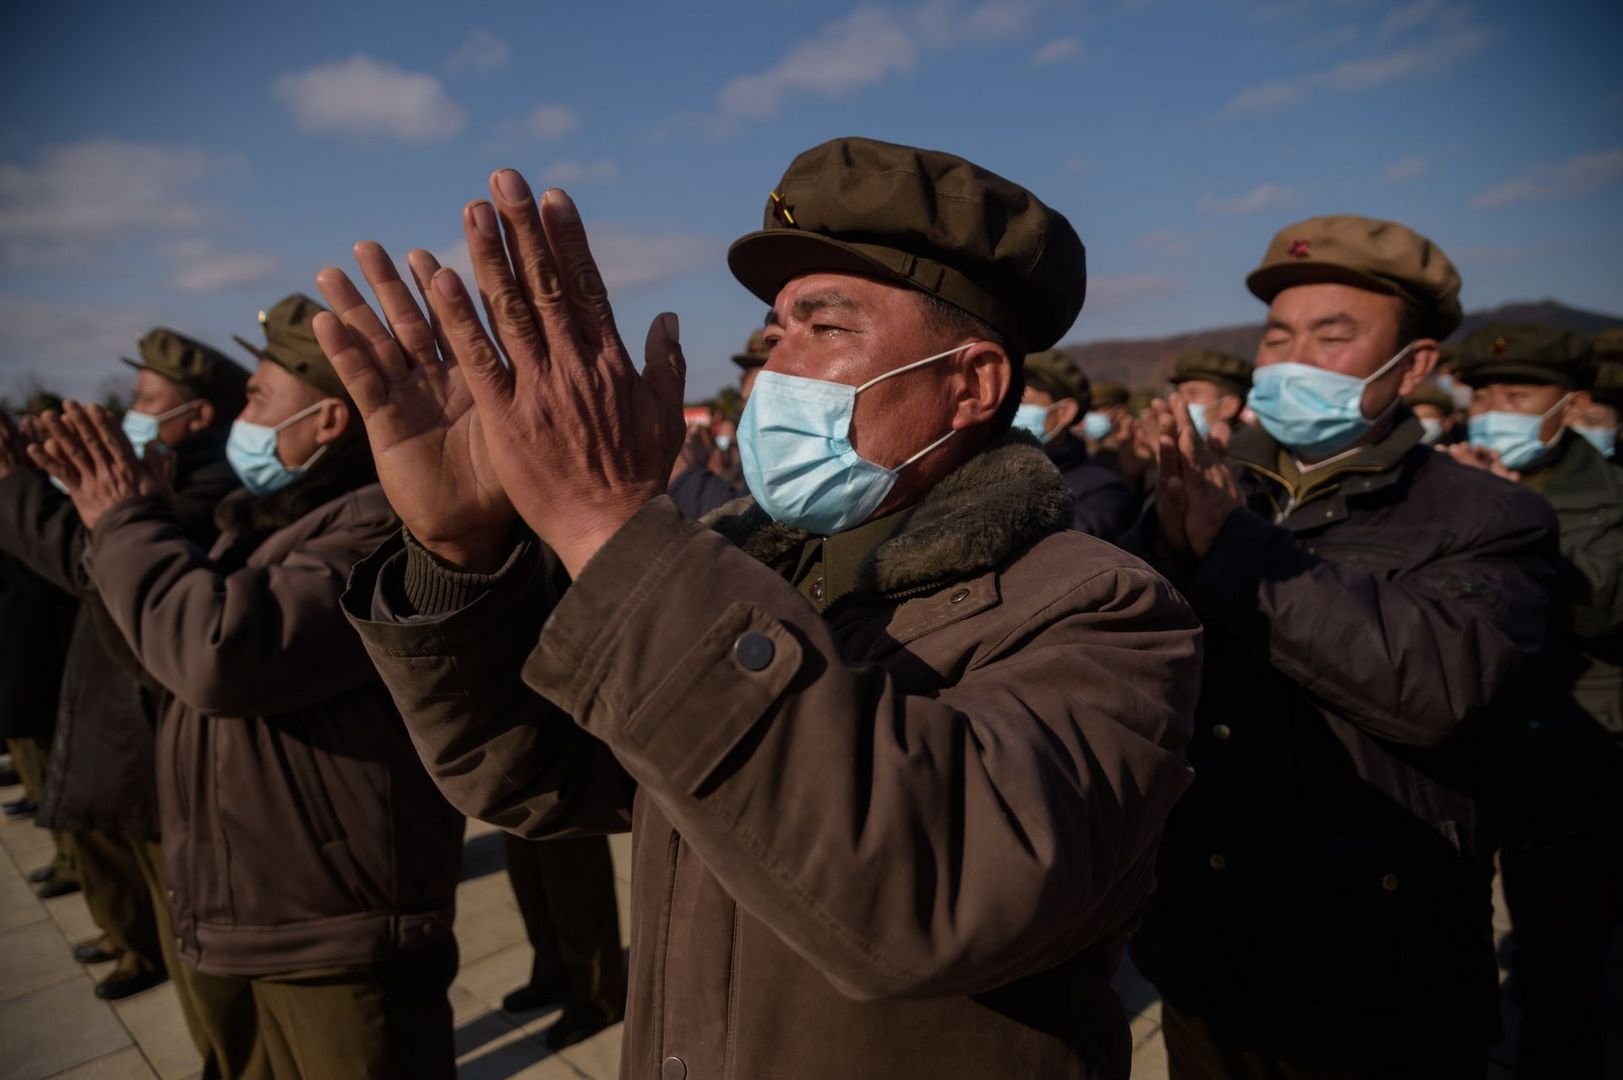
[74,940,122,964]
[3,797,36,818]
[26,865,56,884]
[94,968,168,1001]
[543,1001,621,1052]
[501,982,567,1013]
[34,877,80,899]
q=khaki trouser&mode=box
[251,937,459,1080]
[70,829,163,978]
[504,833,627,1016]
[5,736,75,882]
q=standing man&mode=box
[1166,348,1251,440]
[0,330,247,1003]
[324,140,1202,1079]
[1405,382,1462,445]
[1574,328,1622,460]
[1017,348,1137,539]
[1446,323,1623,1077]
[1128,215,1557,1077]
[30,293,466,1079]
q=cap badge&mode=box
[257,310,268,327]
[1288,239,1311,259]
[769,191,797,228]
[1492,337,1507,355]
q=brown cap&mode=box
[233,293,346,400]
[1403,382,1456,414]
[1092,380,1129,409]
[1023,348,1090,408]
[731,327,770,371]
[1246,215,1462,339]
[122,329,250,418]
[1454,323,1594,391]
[1169,348,1253,396]
[727,137,1086,355]
[1592,329,1623,407]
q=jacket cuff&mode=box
[400,529,523,615]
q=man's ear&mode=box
[1216,395,1243,423]
[952,343,1011,430]
[187,401,215,434]
[1051,398,1081,430]
[1562,391,1594,426]
[1396,340,1439,397]
[312,399,352,447]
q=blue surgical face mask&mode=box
[714,434,733,453]
[226,401,330,496]
[1573,425,1616,459]
[1248,343,1416,459]
[1081,410,1114,441]
[1013,403,1058,444]
[122,400,201,461]
[1186,402,1214,440]
[738,342,975,535]
[1418,417,1445,446]
[1467,395,1570,471]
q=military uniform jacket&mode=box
[345,435,1202,1080]
[1128,415,1557,1071]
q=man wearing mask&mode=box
[324,139,1202,1080]
[28,294,466,1079]
[1166,349,1251,441]
[1574,327,1622,461]
[1127,215,1557,1077]
[1405,382,1462,446]
[1017,348,1136,539]
[1446,323,1623,1077]
[0,330,246,1006]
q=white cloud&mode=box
[1086,273,1184,312]
[1471,147,1623,208]
[445,30,510,74]
[524,105,579,140]
[1137,229,1201,254]
[1030,37,1083,67]
[714,0,1042,122]
[1198,183,1295,215]
[166,239,280,293]
[1383,155,1428,182]
[0,295,160,401]
[541,160,620,186]
[1223,7,1495,114]
[271,55,466,142]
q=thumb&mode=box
[642,312,688,430]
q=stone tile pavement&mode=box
[1,759,1614,1079]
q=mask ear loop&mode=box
[273,399,336,472]
[153,399,204,424]
[1359,341,1419,423]
[849,341,982,471]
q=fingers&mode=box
[85,404,140,476]
[63,403,119,479]
[426,267,514,408]
[1166,392,1202,462]
[353,242,441,370]
[1206,420,1233,456]
[486,169,570,343]
[314,263,410,382]
[540,189,627,369]
[27,441,79,488]
[405,250,457,364]
[465,190,549,382]
[310,307,389,417]
[642,312,688,443]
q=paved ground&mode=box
[0,761,1613,1079]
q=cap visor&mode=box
[727,230,918,308]
[231,335,270,364]
[1245,262,1403,306]
[120,357,151,374]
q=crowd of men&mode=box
[0,135,1618,1080]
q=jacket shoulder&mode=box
[1406,447,1557,540]
[1002,529,1196,626]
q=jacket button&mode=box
[734,632,774,671]
[1211,724,1232,741]
[662,1056,687,1080]
[166,889,176,902]
[1382,873,1400,892]
[809,577,825,602]
[949,588,970,604]
[1208,853,1227,871]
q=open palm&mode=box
[314,243,515,571]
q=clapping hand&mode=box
[25,402,170,529]
[1145,392,1243,556]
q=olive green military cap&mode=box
[122,329,250,414]
[1023,348,1090,407]
[727,137,1086,355]
[1454,323,1594,390]
[731,327,770,371]
[1403,382,1456,414]
[1170,348,1253,396]
[1092,380,1130,409]
[1247,215,1462,339]
[1592,329,1623,407]
[233,293,346,400]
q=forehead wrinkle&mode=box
[790,291,862,322]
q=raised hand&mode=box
[1148,393,1242,556]
[26,402,166,529]
[417,170,687,577]
[0,411,33,480]
[1442,441,1520,483]
[313,243,515,573]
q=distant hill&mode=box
[1065,299,1623,389]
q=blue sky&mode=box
[2,0,1620,402]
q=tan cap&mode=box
[1246,215,1462,339]
[1023,348,1090,408]
[1170,348,1253,396]
[731,327,769,371]
[1091,380,1129,409]
[1454,323,1594,391]
[233,293,346,400]
[122,328,250,416]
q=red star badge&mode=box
[769,191,797,228]
[1288,239,1311,259]
[1492,337,1507,355]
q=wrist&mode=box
[420,529,513,574]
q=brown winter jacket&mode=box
[345,434,1202,1080]
[82,459,465,976]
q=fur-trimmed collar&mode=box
[702,430,1072,596]
[214,444,378,538]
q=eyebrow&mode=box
[1264,313,1358,334]
[765,291,863,328]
